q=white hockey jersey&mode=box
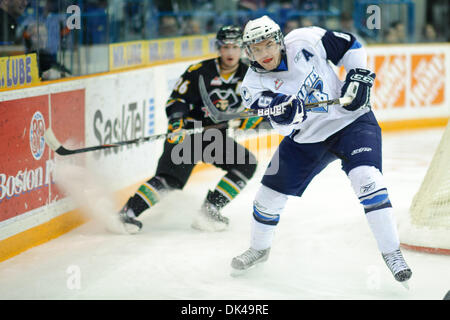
[240,26,370,143]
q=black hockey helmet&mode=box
[216,25,243,48]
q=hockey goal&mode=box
[399,121,450,255]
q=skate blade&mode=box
[230,268,247,277]
[400,280,410,290]
[191,216,228,232]
[106,216,140,235]
[105,215,126,234]
[123,223,141,234]
[230,261,266,277]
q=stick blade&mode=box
[44,128,62,151]
[199,75,223,123]
[44,128,73,155]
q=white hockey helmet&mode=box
[242,15,284,61]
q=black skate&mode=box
[191,200,229,232]
[107,205,142,234]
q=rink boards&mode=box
[0,43,449,262]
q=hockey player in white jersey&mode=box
[231,16,412,285]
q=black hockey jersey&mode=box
[165,58,250,128]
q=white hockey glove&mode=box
[341,68,376,111]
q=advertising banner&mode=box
[109,34,216,71]
[82,68,164,191]
[338,45,449,121]
[0,53,40,91]
[0,89,85,223]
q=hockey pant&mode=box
[251,165,400,254]
[125,133,257,217]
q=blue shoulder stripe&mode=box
[350,40,362,50]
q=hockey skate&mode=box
[382,249,412,289]
[106,205,142,234]
[231,247,270,276]
[191,200,229,232]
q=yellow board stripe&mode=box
[379,117,449,132]
[0,181,142,263]
[0,209,87,263]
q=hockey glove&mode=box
[167,118,186,144]
[268,94,306,125]
[341,68,376,111]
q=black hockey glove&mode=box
[167,118,186,144]
[267,94,307,125]
[341,68,376,111]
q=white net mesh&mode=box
[410,121,450,228]
[401,121,450,252]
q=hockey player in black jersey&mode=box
[112,25,265,234]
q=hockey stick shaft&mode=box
[44,122,227,156]
[199,75,352,122]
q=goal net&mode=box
[400,121,450,254]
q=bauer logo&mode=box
[29,111,46,160]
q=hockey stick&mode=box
[44,122,227,156]
[199,75,352,123]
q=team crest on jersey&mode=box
[215,100,229,110]
[298,68,329,113]
[202,88,239,116]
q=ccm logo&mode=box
[350,74,374,84]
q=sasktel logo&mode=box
[29,111,46,160]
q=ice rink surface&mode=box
[0,127,449,300]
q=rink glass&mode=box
[0,0,447,81]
